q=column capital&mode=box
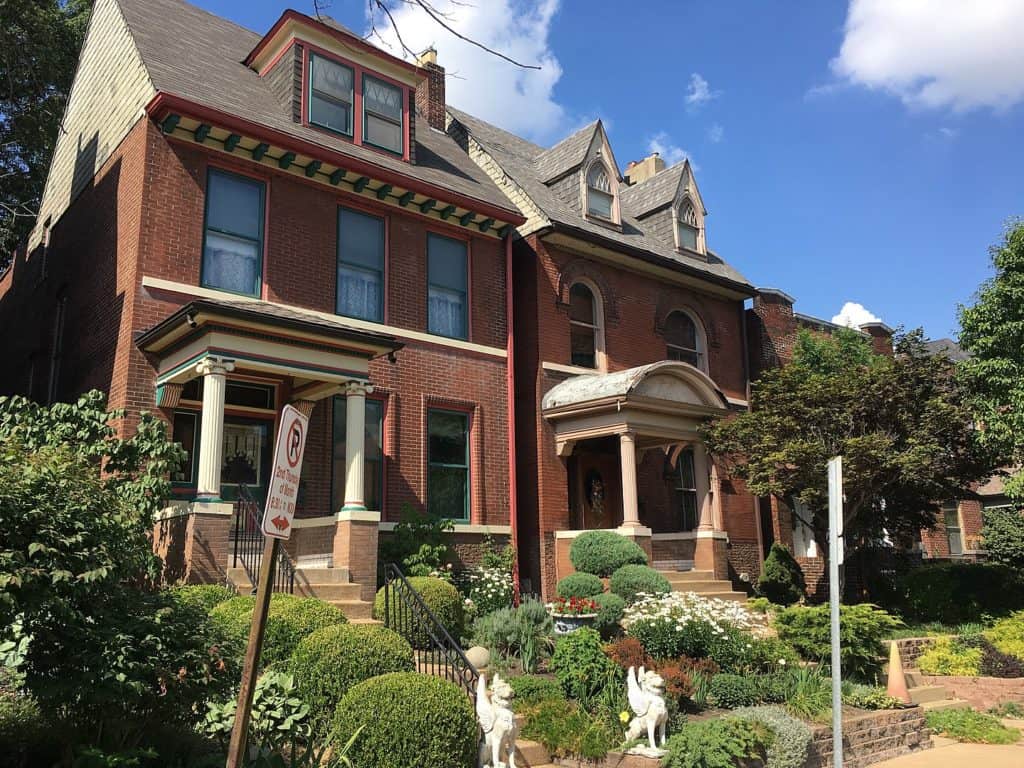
[342,379,373,396]
[195,356,235,377]
[619,430,637,443]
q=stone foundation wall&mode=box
[806,707,931,768]
[894,637,941,669]
[917,675,1024,710]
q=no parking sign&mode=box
[261,404,308,539]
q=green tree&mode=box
[1,0,92,267]
[980,507,1024,569]
[703,328,992,560]
[958,219,1024,500]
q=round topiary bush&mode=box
[291,623,414,735]
[169,583,236,614]
[331,672,477,768]
[569,530,648,577]
[756,542,806,606]
[556,572,605,599]
[209,593,347,667]
[373,577,464,649]
[609,564,671,604]
[592,592,626,639]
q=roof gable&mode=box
[621,160,705,219]
[534,120,600,182]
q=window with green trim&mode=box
[427,409,469,521]
[202,169,264,297]
[363,74,403,154]
[427,233,468,339]
[332,397,384,512]
[309,53,354,135]
[337,207,385,322]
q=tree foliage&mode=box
[958,219,1024,500]
[981,507,1024,570]
[703,327,992,555]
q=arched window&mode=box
[586,162,614,219]
[569,282,602,369]
[677,199,700,252]
[664,310,703,369]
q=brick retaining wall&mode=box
[805,707,932,768]
[917,675,1024,710]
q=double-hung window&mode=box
[428,409,470,521]
[674,449,699,531]
[332,397,384,513]
[337,207,385,322]
[677,201,700,251]
[664,311,703,369]
[363,74,404,154]
[569,283,599,368]
[202,169,265,297]
[943,502,963,556]
[309,53,354,135]
[427,233,468,339]
[586,163,614,219]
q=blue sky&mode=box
[193,0,1024,340]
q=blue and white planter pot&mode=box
[552,613,598,635]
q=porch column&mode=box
[619,431,641,529]
[195,356,235,500]
[342,380,373,511]
[694,444,714,531]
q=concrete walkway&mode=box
[874,736,1023,768]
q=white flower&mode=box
[778,659,787,666]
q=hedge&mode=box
[556,572,605,599]
[608,564,671,604]
[291,623,414,735]
[373,576,464,650]
[169,583,235,615]
[897,562,1024,624]
[569,530,647,577]
[331,672,477,768]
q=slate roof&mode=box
[534,121,599,182]
[924,338,970,362]
[447,107,753,293]
[116,0,518,215]
[619,163,687,218]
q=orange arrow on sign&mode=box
[271,516,290,531]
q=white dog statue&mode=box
[477,673,519,768]
[625,665,669,757]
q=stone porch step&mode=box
[292,581,364,600]
[227,567,376,622]
[657,569,747,603]
[920,698,971,712]
[658,569,715,581]
[909,685,950,705]
[664,579,735,592]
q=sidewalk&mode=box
[874,736,1023,767]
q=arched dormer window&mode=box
[676,198,702,253]
[586,162,615,220]
[664,310,705,370]
[569,281,604,369]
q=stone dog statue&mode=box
[477,673,519,768]
[625,665,668,756]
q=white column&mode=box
[342,381,373,512]
[195,356,235,500]
[693,444,714,531]
[619,431,641,529]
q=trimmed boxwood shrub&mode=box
[373,576,464,650]
[210,593,347,667]
[291,623,414,734]
[898,562,1024,624]
[756,542,806,606]
[169,583,235,614]
[331,672,477,768]
[608,564,671,604]
[592,592,626,639]
[709,673,761,709]
[557,572,605,599]
[569,530,648,577]
[508,675,565,707]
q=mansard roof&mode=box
[448,107,753,294]
[115,0,518,216]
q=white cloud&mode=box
[686,73,718,108]
[707,123,724,143]
[365,0,567,141]
[647,132,692,167]
[830,0,1024,112]
[832,301,882,329]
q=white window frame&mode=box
[567,278,606,371]
[664,309,707,373]
[585,161,618,223]
[675,197,704,254]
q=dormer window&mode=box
[586,163,614,219]
[363,74,404,154]
[309,53,354,136]
[677,200,700,252]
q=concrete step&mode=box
[329,599,374,620]
[693,590,748,603]
[921,698,971,712]
[294,567,351,583]
[348,617,382,626]
[658,569,715,582]
[665,579,735,592]
[909,685,949,705]
[515,738,551,767]
[293,582,364,600]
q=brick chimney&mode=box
[624,152,666,185]
[859,321,894,356]
[415,47,446,131]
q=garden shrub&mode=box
[471,597,553,673]
[709,673,761,709]
[508,675,564,707]
[733,705,813,768]
[917,637,982,676]
[841,682,900,710]
[756,542,806,605]
[592,592,626,639]
[746,636,801,672]
[520,696,618,760]
[604,636,653,671]
[925,708,1021,744]
[210,593,346,668]
[379,503,454,577]
[459,564,514,615]
[977,639,1024,678]
[569,530,648,577]
[169,583,235,614]
[0,680,46,764]
[662,716,771,768]
[781,666,831,720]
[201,670,311,757]
[331,672,477,768]
[290,623,414,735]
[609,564,671,604]
[557,572,605,599]
[658,661,694,703]
[774,603,901,680]
[898,562,1024,624]
[373,576,464,649]
[756,673,790,704]
[984,610,1024,660]
[550,628,621,707]
[980,506,1024,570]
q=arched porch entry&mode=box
[542,360,731,578]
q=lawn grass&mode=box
[885,621,989,639]
[925,708,1021,744]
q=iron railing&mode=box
[232,484,296,595]
[382,562,479,697]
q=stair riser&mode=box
[910,686,950,705]
[665,580,735,592]
[657,570,715,581]
[293,583,363,600]
[332,600,374,620]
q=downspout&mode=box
[504,232,521,603]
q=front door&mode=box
[569,437,623,529]
[220,417,273,503]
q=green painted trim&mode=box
[252,143,269,161]
[340,504,368,512]
[459,211,475,226]
[224,133,241,152]
[161,114,181,134]
[374,183,392,200]
[438,205,456,220]
[353,176,370,193]
[194,124,211,143]
[330,168,346,185]
[304,160,322,178]
[477,218,494,233]
[419,199,436,214]
[157,348,371,386]
[278,151,296,169]
[398,190,414,207]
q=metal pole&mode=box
[226,535,279,768]
[828,456,844,768]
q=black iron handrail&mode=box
[382,562,479,697]
[232,484,296,595]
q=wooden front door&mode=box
[569,437,623,530]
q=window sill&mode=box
[542,361,602,376]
